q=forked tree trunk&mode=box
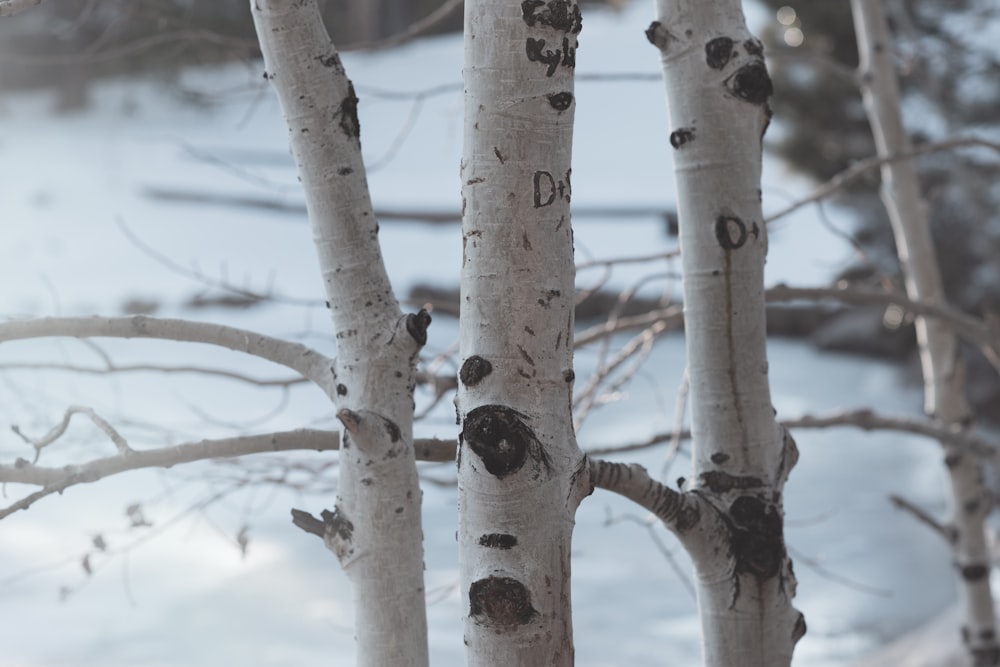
[456,0,587,664]
[646,1,803,664]
[252,2,430,665]
[851,1,999,664]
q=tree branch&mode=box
[0,315,336,397]
[345,0,464,52]
[0,360,308,387]
[588,457,696,533]
[585,408,998,459]
[767,284,1000,370]
[0,427,457,519]
[889,493,952,541]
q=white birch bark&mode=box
[647,1,803,664]
[457,1,586,663]
[851,1,999,663]
[252,2,429,664]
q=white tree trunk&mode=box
[647,1,803,664]
[457,1,586,664]
[252,2,430,665]
[851,1,998,663]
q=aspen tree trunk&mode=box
[457,0,587,664]
[851,1,999,664]
[646,2,803,664]
[252,2,430,665]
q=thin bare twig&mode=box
[889,493,952,541]
[11,405,132,462]
[765,137,1000,225]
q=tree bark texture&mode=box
[648,1,803,664]
[851,1,999,663]
[252,2,430,665]
[457,1,586,664]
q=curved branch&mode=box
[0,428,457,518]
[0,316,336,397]
[0,429,340,519]
[588,457,696,531]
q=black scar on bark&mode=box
[743,38,764,57]
[729,496,784,579]
[290,507,354,544]
[479,533,518,549]
[406,308,432,346]
[460,355,493,386]
[548,92,574,111]
[469,576,538,629]
[463,405,547,478]
[378,415,401,443]
[705,36,735,69]
[521,0,583,34]
[317,52,344,73]
[727,62,773,105]
[710,452,730,464]
[336,383,348,396]
[961,563,990,581]
[699,470,762,493]
[338,81,361,141]
[669,127,695,148]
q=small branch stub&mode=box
[406,309,432,346]
[460,355,493,386]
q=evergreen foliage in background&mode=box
[759,0,1000,415]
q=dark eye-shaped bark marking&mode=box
[479,533,518,549]
[705,36,735,69]
[462,405,549,478]
[469,576,538,629]
[460,356,493,386]
[726,62,773,105]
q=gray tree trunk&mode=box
[851,1,999,664]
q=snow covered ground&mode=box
[0,1,975,665]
